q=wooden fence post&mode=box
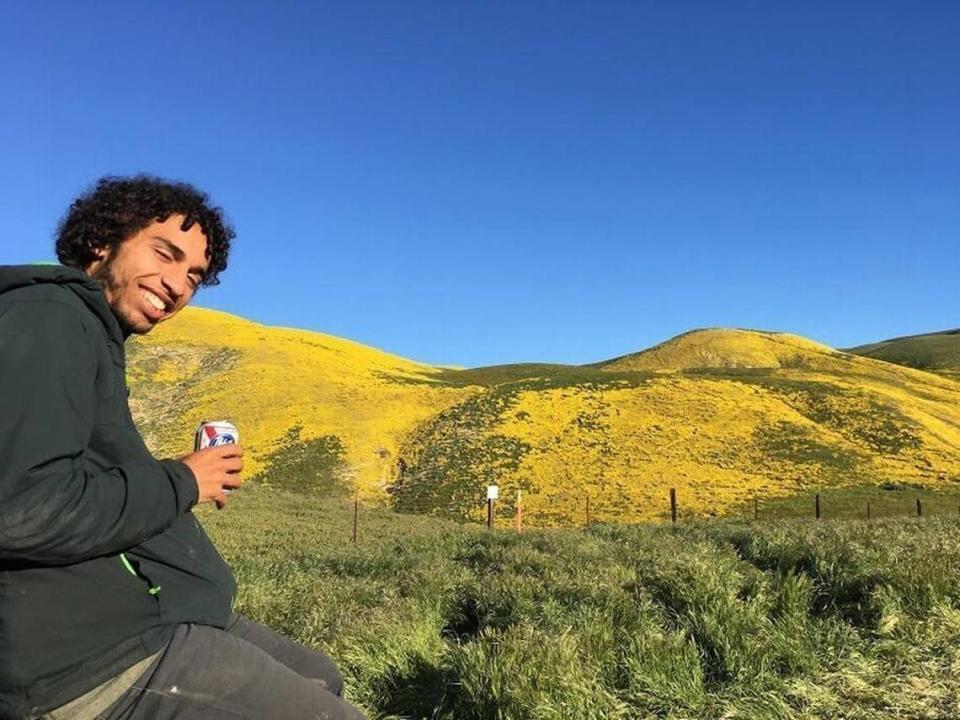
[586,496,591,527]
[516,490,523,534]
[815,494,821,520]
[487,498,494,530]
[754,497,758,520]
[866,501,871,520]
[670,488,677,524]
[352,498,358,543]
[916,498,922,517]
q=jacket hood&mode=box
[0,264,127,357]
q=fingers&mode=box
[212,446,245,482]
[183,444,246,508]
[222,473,243,489]
[208,447,244,474]
[216,458,244,477]
[213,444,244,458]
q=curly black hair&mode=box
[56,175,235,287]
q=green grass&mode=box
[199,485,960,719]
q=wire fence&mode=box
[341,484,960,543]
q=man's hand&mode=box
[180,445,245,509]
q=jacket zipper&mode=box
[119,552,162,596]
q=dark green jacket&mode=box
[0,265,236,719]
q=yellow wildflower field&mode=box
[128,311,960,524]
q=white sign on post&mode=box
[487,485,500,500]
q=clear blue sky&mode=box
[2,1,957,367]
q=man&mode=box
[0,176,364,719]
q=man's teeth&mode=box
[143,291,166,311]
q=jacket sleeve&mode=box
[0,298,199,565]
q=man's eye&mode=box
[156,249,172,262]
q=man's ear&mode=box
[84,244,112,276]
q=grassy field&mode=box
[199,484,960,719]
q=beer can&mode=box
[194,420,239,451]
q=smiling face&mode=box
[84,215,210,335]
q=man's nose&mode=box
[162,271,187,301]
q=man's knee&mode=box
[225,614,345,695]
[302,649,344,696]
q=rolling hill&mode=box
[126,307,477,499]
[846,329,960,380]
[595,328,837,371]
[127,311,960,525]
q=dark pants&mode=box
[99,614,365,719]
